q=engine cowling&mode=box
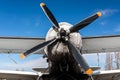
[44,22,82,56]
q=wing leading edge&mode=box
[0,35,120,54]
[0,70,40,80]
[82,35,120,53]
[93,70,120,80]
[0,37,45,54]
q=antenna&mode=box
[97,53,100,66]
[7,54,17,64]
[7,52,18,64]
[6,53,24,71]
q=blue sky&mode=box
[0,0,120,71]
[0,0,120,37]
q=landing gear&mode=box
[45,61,90,80]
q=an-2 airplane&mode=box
[20,2,101,80]
[0,2,120,80]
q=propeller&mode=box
[40,3,59,32]
[20,2,102,76]
[20,38,56,58]
[67,41,92,75]
[69,12,102,33]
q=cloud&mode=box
[99,21,107,26]
[0,57,48,71]
[35,21,40,27]
[100,9,119,17]
[83,53,106,69]
[20,58,48,68]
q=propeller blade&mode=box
[20,38,56,59]
[40,3,59,31]
[69,12,102,33]
[67,41,92,75]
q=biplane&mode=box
[0,2,120,80]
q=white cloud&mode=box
[100,22,106,26]
[0,57,48,71]
[35,21,40,27]
[20,58,48,68]
[99,21,107,26]
[100,9,119,17]
[83,53,106,67]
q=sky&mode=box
[0,0,120,71]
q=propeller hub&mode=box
[60,28,66,37]
[56,28,69,41]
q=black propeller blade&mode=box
[20,3,102,76]
[67,41,92,75]
[20,38,56,58]
[40,3,59,31]
[69,12,102,33]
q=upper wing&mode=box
[93,70,120,80]
[82,35,120,53]
[0,70,39,80]
[0,35,120,54]
[0,37,45,54]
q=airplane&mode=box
[20,2,102,80]
[0,2,120,80]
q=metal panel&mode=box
[0,35,120,54]
[82,35,120,53]
[0,37,45,54]
[93,70,120,80]
[0,70,38,80]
